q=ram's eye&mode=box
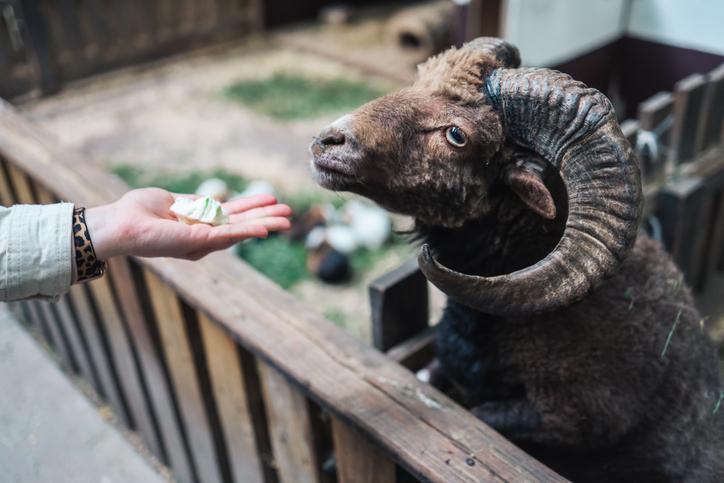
[445,126,467,147]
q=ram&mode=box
[310,38,723,481]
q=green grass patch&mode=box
[324,308,348,328]
[113,165,249,194]
[236,237,308,289]
[224,72,386,120]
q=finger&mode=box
[171,193,201,202]
[243,216,292,232]
[229,204,292,223]
[206,223,270,246]
[222,194,278,215]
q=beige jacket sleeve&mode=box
[0,203,75,302]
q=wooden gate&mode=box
[0,0,263,99]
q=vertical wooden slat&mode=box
[258,360,321,483]
[698,63,724,152]
[68,283,131,424]
[113,258,194,481]
[27,300,56,349]
[331,418,396,483]
[5,163,33,204]
[144,269,223,483]
[370,259,429,352]
[703,189,724,283]
[199,313,266,483]
[36,301,75,369]
[17,0,60,94]
[84,0,108,58]
[0,157,15,206]
[655,176,715,291]
[669,74,708,165]
[88,272,163,457]
[637,91,673,179]
[20,300,44,336]
[55,293,99,380]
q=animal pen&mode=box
[0,2,723,481]
[1,57,723,481]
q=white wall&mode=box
[503,0,627,66]
[501,0,724,67]
[628,0,724,56]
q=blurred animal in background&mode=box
[310,37,723,482]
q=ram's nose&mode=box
[318,127,346,147]
[311,114,355,156]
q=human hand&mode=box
[85,188,292,261]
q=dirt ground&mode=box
[21,41,400,193]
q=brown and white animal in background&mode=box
[310,38,723,482]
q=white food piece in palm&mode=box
[170,196,229,226]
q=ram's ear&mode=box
[505,160,557,220]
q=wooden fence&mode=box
[372,63,724,369]
[0,0,263,99]
[0,101,564,482]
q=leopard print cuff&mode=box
[73,207,106,283]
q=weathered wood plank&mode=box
[370,258,429,352]
[698,63,724,152]
[332,417,396,483]
[27,300,56,349]
[5,162,34,204]
[36,301,75,370]
[704,190,724,281]
[637,91,673,178]
[83,0,109,55]
[17,0,60,94]
[655,176,715,292]
[144,269,223,483]
[56,293,98,381]
[669,74,708,165]
[68,283,131,425]
[0,157,15,205]
[115,258,195,482]
[199,312,265,483]
[387,326,436,372]
[258,360,321,483]
[88,271,163,458]
[21,300,45,338]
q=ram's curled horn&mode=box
[418,40,643,316]
[464,37,521,68]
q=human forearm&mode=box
[0,203,74,302]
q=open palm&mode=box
[87,188,292,261]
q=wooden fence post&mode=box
[697,63,724,152]
[655,176,715,292]
[331,417,395,483]
[669,74,708,165]
[369,258,429,352]
[258,360,322,483]
[16,0,59,94]
[637,91,673,180]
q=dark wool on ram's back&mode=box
[310,37,723,482]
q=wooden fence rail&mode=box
[0,0,263,99]
[0,99,564,482]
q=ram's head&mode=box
[310,37,642,316]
